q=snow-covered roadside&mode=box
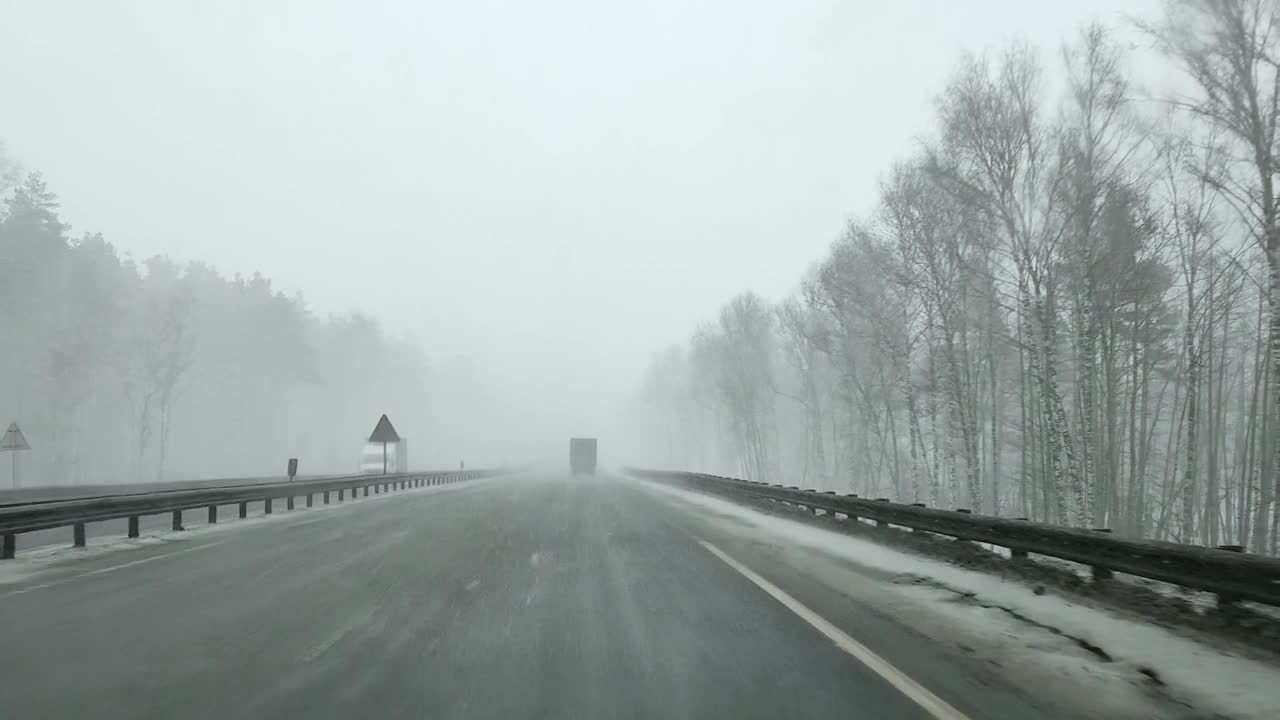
[638,478,1280,720]
[0,478,483,588]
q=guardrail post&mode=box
[1008,518,1030,558]
[128,516,139,538]
[287,496,294,510]
[874,498,890,527]
[172,510,184,531]
[73,522,86,547]
[238,502,247,519]
[364,485,370,497]
[323,491,330,505]
[306,493,313,507]
[948,509,973,543]
[1090,529,1113,582]
[208,505,217,524]
[265,498,273,515]
[1216,545,1245,607]
[338,489,344,502]
[909,502,926,530]
[2,533,14,559]
[842,494,860,522]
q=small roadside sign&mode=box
[2,422,31,489]
[367,415,400,475]
[1,423,29,452]
[368,415,400,443]
[287,458,298,480]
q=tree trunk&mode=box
[1182,282,1200,544]
[988,294,1001,515]
[1258,256,1280,551]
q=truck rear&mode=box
[569,438,597,476]
[359,439,406,474]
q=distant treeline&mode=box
[0,162,488,485]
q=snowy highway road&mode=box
[0,472,1088,719]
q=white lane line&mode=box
[1,539,232,598]
[698,540,971,720]
[299,607,377,663]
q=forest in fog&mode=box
[631,2,1280,553]
[0,148,498,484]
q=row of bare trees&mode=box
[632,1,1280,553]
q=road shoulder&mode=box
[627,476,1260,719]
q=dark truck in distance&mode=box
[569,438,598,476]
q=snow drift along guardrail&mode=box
[628,468,1280,608]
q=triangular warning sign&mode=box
[1,422,30,451]
[368,414,400,443]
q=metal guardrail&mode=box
[628,469,1280,608]
[0,474,350,509]
[0,469,497,559]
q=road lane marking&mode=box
[698,540,971,720]
[1,539,231,598]
[299,606,378,663]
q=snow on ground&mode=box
[639,478,1280,720]
[0,478,483,588]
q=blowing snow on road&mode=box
[3,472,1273,719]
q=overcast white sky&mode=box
[1,0,1164,440]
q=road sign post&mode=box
[367,414,401,476]
[287,457,298,481]
[1,422,31,489]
